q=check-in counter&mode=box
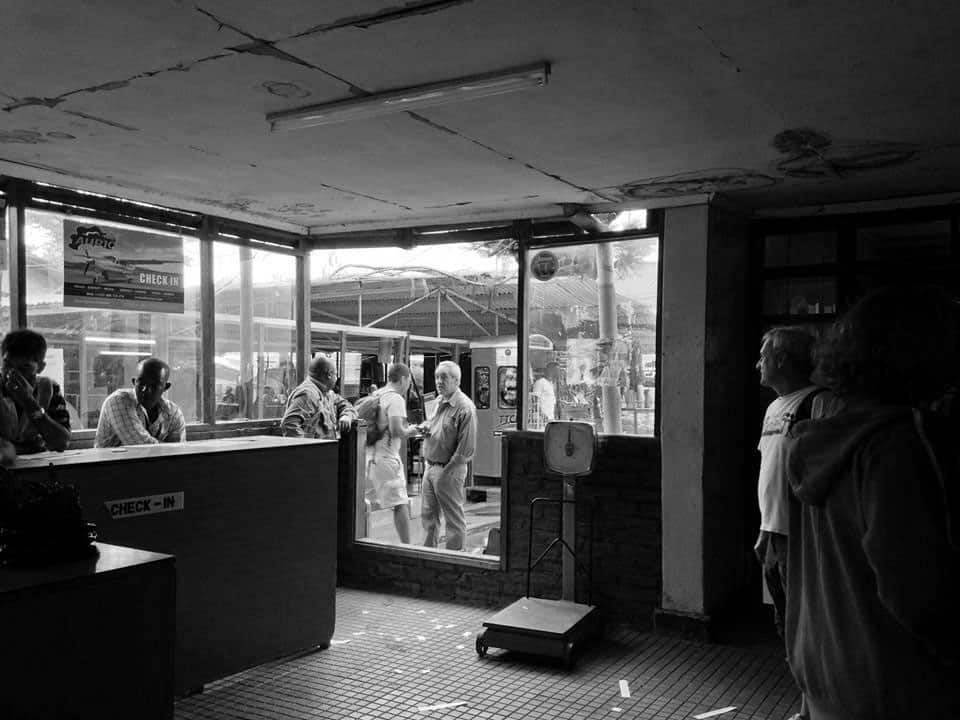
[12,436,339,695]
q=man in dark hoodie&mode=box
[784,285,960,720]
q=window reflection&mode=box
[212,242,297,421]
[525,236,659,436]
[23,209,202,429]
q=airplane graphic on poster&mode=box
[72,247,181,285]
[62,219,185,313]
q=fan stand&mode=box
[476,422,601,669]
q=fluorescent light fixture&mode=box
[98,350,153,357]
[267,62,549,131]
[87,336,157,346]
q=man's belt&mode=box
[424,459,448,468]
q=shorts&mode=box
[367,451,409,510]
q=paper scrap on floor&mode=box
[417,700,469,712]
[619,680,631,698]
[693,706,737,719]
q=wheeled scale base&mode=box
[476,596,600,669]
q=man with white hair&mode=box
[419,360,477,551]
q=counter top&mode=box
[0,542,173,594]
[11,435,335,470]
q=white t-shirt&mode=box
[374,389,406,458]
[757,385,816,535]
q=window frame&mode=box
[519,231,662,438]
[2,178,312,441]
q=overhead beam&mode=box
[442,291,491,336]
[364,288,438,328]
[444,287,516,325]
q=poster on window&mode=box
[62,220,184,313]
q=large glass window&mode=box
[213,242,297,421]
[24,209,202,430]
[1,198,10,331]
[525,236,659,436]
[311,241,518,559]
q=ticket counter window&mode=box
[212,241,297,421]
[23,209,203,429]
[524,235,659,436]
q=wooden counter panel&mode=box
[14,439,338,695]
[0,543,175,720]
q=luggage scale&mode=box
[476,421,601,669]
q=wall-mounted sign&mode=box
[530,250,558,281]
[63,220,184,313]
[105,491,184,519]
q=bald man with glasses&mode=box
[281,355,356,441]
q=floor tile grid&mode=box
[177,589,801,720]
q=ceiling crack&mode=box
[61,110,139,132]
[2,53,232,114]
[407,112,618,202]
[195,6,362,90]
[290,0,472,40]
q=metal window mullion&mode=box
[515,219,531,431]
[200,217,217,425]
[296,244,311,382]
[8,180,27,329]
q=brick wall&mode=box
[338,431,662,628]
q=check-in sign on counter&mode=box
[106,492,184,519]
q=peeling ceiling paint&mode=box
[0,130,47,144]
[621,169,778,198]
[268,203,330,215]
[261,81,310,99]
[773,128,918,178]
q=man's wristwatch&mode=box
[29,408,45,422]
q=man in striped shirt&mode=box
[95,357,185,447]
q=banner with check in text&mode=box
[63,220,184,313]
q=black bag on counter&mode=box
[0,466,97,566]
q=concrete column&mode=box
[659,204,709,616]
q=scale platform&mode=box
[476,596,600,668]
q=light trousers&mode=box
[421,463,467,550]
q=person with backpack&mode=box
[280,355,355,441]
[783,286,960,720]
[0,329,72,464]
[358,363,420,544]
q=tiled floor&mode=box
[176,589,800,720]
